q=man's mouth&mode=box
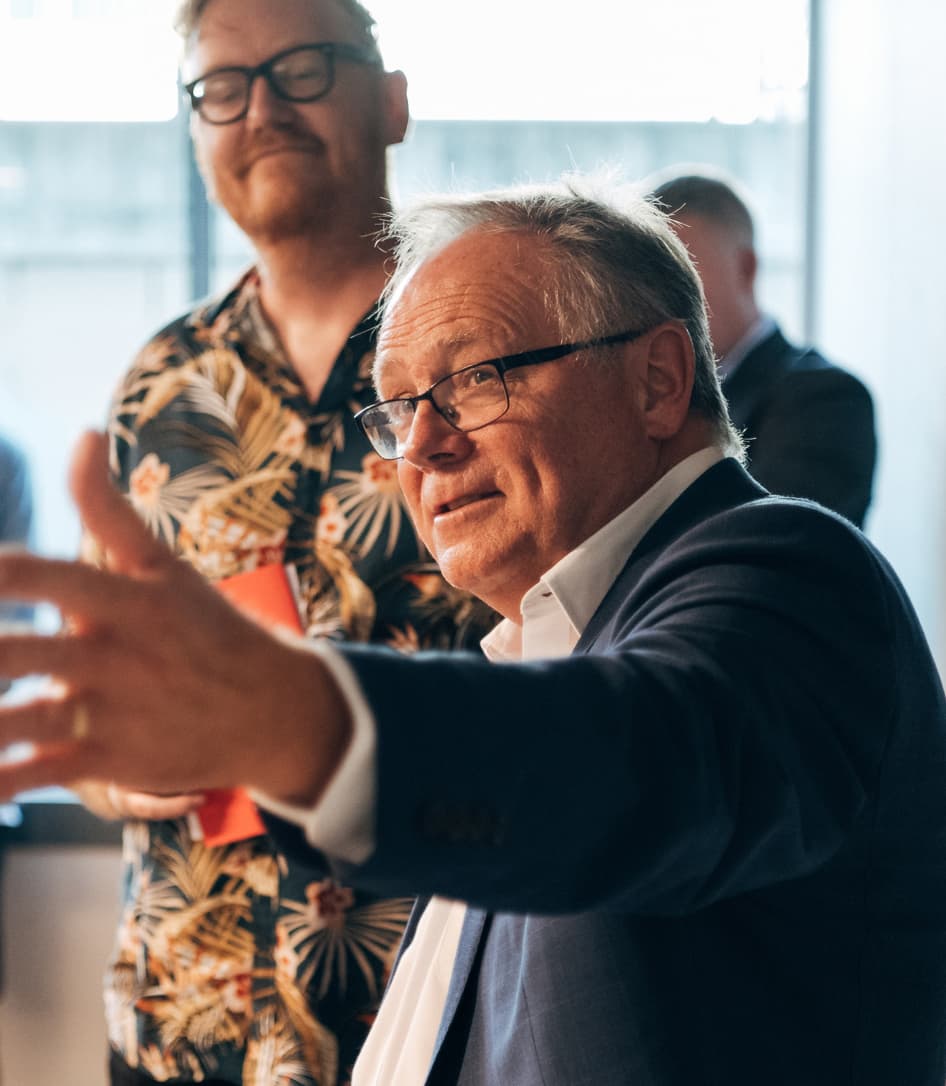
[435,491,499,515]
[242,139,325,170]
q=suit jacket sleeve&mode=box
[323,498,910,917]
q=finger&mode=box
[0,554,154,628]
[0,744,91,802]
[108,787,206,821]
[0,633,78,684]
[0,692,87,749]
[68,431,171,577]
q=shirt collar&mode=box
[717,313,776,382]
[481,446,724,662]
[191,267,381,409]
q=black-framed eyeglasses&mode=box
[183,41,382,125]
[355,329,648,461]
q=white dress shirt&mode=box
[257,446,723,1085]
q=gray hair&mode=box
[381,177,743,458]
[174,0,381,60]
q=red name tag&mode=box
[192,787,267,847]
[189,564,305,847]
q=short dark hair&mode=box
[380,177,745,459]
[174,0,381,59]
[650,171,755,246]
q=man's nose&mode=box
[244,73,290,125]
[400,401,471,468]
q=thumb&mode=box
[68,431,170,577]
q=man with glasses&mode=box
[76,1,494,1084]
[3,179,946,1085]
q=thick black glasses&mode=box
[184,41,382,125]
[356,329,647,460]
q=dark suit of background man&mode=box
[1,180,945,1086]
[652,169,877,527]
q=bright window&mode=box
[375,0,807,124]
[0,0,179,122]
[0,0,810,559]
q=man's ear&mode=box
[642,323,696,439]
[382,70,410,147]
[737,245,758,294]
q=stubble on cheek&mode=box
[401,487,434,556]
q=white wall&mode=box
[814,0,946,671]
[0,846,122,1085]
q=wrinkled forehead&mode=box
[374,228,559,393]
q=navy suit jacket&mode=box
[274,459,946,1084]
[723,325,876,527]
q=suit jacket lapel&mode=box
[423,906,490,1083]
[388,895,431,983]
[577,458,768,655]
[723,325,796,431]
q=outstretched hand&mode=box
[0,432,351,804]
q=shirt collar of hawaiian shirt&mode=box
[195,267,383,412]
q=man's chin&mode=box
[434,543,513,608]
[430,546,481,596]
[236,201,331,246]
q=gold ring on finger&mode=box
[71,701,90,742]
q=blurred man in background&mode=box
[652,169,876,527]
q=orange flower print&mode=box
[274,928,302,978]
[178,508,287,580]
[273,414,307,459]
[305,879,355,930]
[221,972,252,1015]
[317,493,348,545]
[362,453,400,494]
[218,845,280,897]
[129,453,170,510]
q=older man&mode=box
[2,181,945,1086]
[77,0,494,1083]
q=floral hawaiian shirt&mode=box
[102,268,497,1085]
